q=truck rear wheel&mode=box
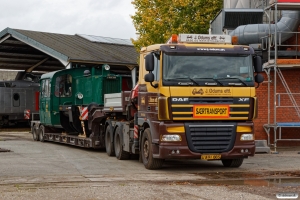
[221,158,244,168]
[39,125,45,142]
[141,128,164,169]
[114,127,130,160]
[105,126,115,156]
[32,125,39,141]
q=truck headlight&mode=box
[161,134,182,142]
[240,134,254,141]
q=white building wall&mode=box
[224,0,266,9]
[0,70,19,81]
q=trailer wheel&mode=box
[114,127,130,160]
[221,158,244,168]
[39,125,45,142]
[141,128,164,169]
[105,127,115,156]
[32,125,39,141]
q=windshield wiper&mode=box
[214,77,248,86]
[168,77,200,86]
[192,78,224,86]
[186,77,200,86]
[212,78,223,86]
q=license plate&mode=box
[193,105,229,118]
[201,154,221,160]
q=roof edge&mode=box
[1,28,69,66]
[69,59,138,66]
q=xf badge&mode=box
[239,98,249,102]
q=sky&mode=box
[0,0,137,39]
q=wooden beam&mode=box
[26,57,49,72]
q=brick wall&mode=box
[255,69,300,146]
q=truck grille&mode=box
[185,123,236,153]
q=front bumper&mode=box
[153,143,255,159]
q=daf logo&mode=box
[172,98,189,102]
[239,98,249,102]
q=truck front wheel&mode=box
[141,128,164,169]
[221,158,244,168]
[105,127,115,156]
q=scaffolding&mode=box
[263,0,300,152]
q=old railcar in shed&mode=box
[0,72,41,127]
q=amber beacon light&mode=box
[231,36,238,45]
[171,34,178,43]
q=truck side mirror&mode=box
[145,53,154,71]
[255,73,264,83]
[254,56,263,73]
[144,73,158,88]
[144,73,154,82]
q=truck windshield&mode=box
[162,54,254,85]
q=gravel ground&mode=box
[0,181,276,200]
[0,173,299,200]
[229,185,299,200]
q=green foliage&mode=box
[131,0,223,51]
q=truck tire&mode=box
[32,125,39,141]
[39,125,45,142]
[141,128,164,169]
[221,158,244,168]
[105,127,115,156]
[114,127,130,160]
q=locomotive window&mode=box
[13,93,20,107]
[41,80,45,97]
[55,74,72,97]
[13,93,19,101]
[41,79,50,98]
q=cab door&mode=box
[40,79,51,125]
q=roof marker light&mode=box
[171,34,178,43]
[232,36,238,45]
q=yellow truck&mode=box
[136,34,264,169]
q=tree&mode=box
[131,0,223,51]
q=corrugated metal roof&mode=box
[77,34,133,46]
[0,28,138,72]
